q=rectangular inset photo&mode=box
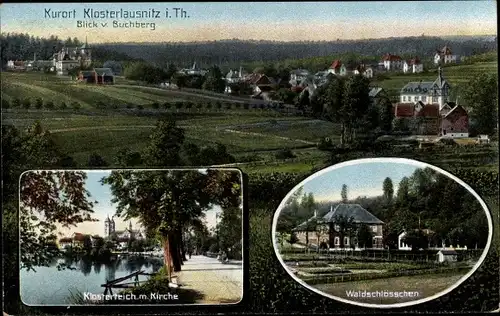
[19,168,244,306]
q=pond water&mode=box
[20,255,163,305]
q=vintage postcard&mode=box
[1,1,498,315]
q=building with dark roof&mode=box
[78,68,115,84]
[434,45,458,65]
[293,204,384,250]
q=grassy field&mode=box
[314,272,464,304]
[2,67,498,173]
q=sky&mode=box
[298,161,420,203]
[54,170,222,237]
[0,2,497,43]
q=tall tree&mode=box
[461,73,498,135]
[377,96,395,132]
[382,177,394,205]
[341,184,348,203]
[395,177,410,206]
[202,65,225,93]
[143,117,185,167]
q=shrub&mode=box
[275,149,296,160]
[35,98,43,109]
[1,99,10,109]
[136,104,144,110]
[175,101,183,110]
[208,243,219,253]
[215,101,222,109]
[71,102,81,110]
[151,101,160,109]
[59,102,68,110]
[206,102,213,109]
[243,103,250,110]
[111,104,119,109]
[45,101,55,109]
[126,104,133,109]
[317,137,334,151]
[22,99,31,109]
[12,98,21,108]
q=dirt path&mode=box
[175,255,243,304]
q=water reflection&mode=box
[21,255,164,305]
[71,256,161,278]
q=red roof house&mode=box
[330,60,342,70]
[382,54,402,62]
[440,105,469,137]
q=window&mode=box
[372,226,378,233]
[334,237,340,245]
[432,97,438,103]
[334,225,340,231]
[422,96,427,102]
[403,96,406,101]
[344,237,349,245]
[414,96,418,101]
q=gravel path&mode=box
[176,255,243,304]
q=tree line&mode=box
[96,36,497,68]
[0,32,141,66]
[277,168,488,252]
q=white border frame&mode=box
[271,158,494,309]
[18,168,245,307]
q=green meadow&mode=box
[1,62,498,173]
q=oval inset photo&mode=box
[272,158,493,308]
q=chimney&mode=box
[314,210,317,218]
[239,66,242,78]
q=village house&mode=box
[394,67,468,137]
[244,73,275,99]
[434,45,458,65]
[71,232,86,247]
[6,60,26,70]
[294,204,384,250]
[327,60,348,76]
[398,229,468,251]
[368,87,388,106]
[403,57,424,74]
[353,64,374,78]
[289,69,311,86]
[78,68,115,84]
[440,103,469,138]
[178,62,208,76]
[225,67,246,84]
[381,53,403,71]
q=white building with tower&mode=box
[53,37,92,75]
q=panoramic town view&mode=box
[1,1,498,315]
[18,169,243,305]
[273,159,491,306]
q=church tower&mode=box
[104,215,116,237]
[432,67,451,110]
